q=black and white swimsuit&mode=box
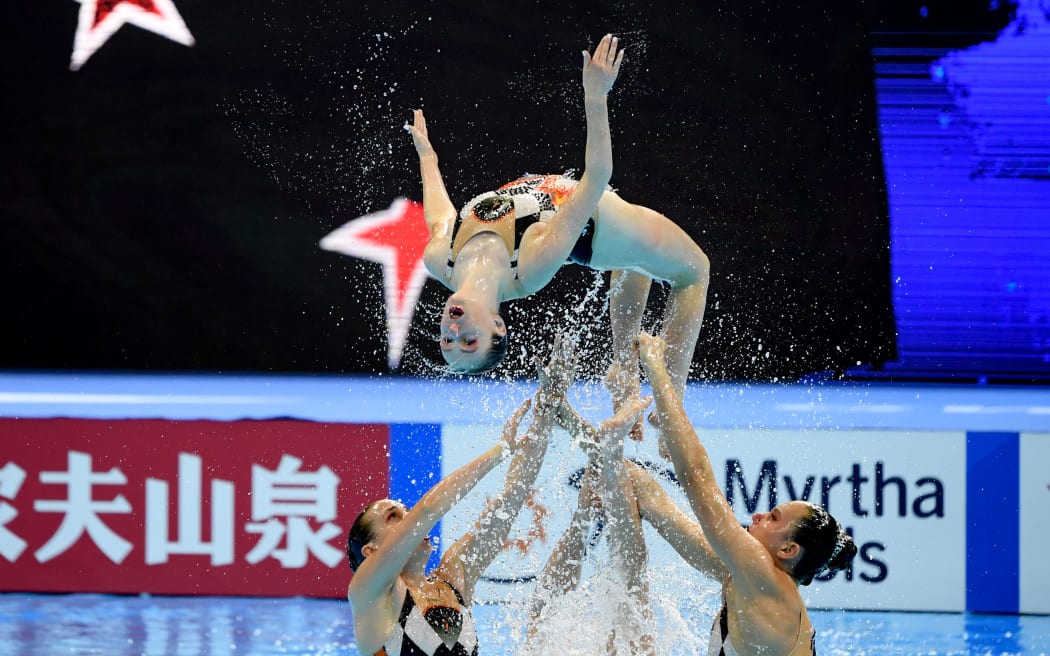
[376,580,479,656]
[446,174,596,281]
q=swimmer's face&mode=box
[439,297,506,372]
[363,499,433,559]
[747,500,809,562]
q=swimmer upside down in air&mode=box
[406,33,710,443]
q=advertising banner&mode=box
[1020,432,1050,614]
[440,425,966,612]
[0,419,388,597]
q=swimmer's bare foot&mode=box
[605,358,643,441]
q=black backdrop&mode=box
[1,0,911,381]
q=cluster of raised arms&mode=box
[346,33,856,656]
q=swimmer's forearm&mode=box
[476,435,545,528]
[533,504,591,601]
[414,443,504,522]
[418,153,456,235]
[582,94,613,186]
[451,432,549,587]
[648,370,718,493]
[649,383,733,546]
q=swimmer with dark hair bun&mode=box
[407,34,709,444]
[633,332,857,656]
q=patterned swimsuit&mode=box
[445,174,596,281]
[375,580,479,656]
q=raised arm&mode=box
[516,34,624,289]
[406,109,458,279]
[589,395,656,656]
[636,334,776,588]
[555,396,652,576]
[586,397,651,578]
[436,333,579,599]
[626,461,727,581]
[347,435,509,606]
[526,465,601,631]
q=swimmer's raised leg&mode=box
[590,194,710,456]
[651,274,708,457]
[607,269,651,441]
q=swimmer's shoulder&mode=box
[423,242,455,290]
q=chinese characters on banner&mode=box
[0,419,389,598]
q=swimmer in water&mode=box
[524,389,655,656]
[346,333,578,656]
[633,332,858,656]
[406,33,710,443]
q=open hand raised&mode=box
[537,331,580,401]
[500,397,534,452]
[582,34,625,97]
[405,109,437,158]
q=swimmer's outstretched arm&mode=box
[556,398,652,563]
[586,395,655,656]
[637,334,778,592]
[626,461,727,581]
[526,466,600,630]
[436,333,579,600]
[347,416,520,605]
[516,34,624,292]
[406,109,457,279]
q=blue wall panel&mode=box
[966,432,1020,613]
[389,423,443,571]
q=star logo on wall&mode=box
[320,199,432,370]
[70,0,195,71]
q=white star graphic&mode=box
[320,199,432,370]
[70,0,195,71]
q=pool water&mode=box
[2,593,1048,655]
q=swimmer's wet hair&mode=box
[475,329,509,374]
[443,328,509,375]
[346,501,380,571]
[790,504,858,586]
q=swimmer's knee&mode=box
[693,249,710,280]
[671,249,710,288]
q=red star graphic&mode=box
[320,199,432,369]
[70,0,195,71]
[94,0,160,26]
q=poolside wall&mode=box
[0,375,1047,614]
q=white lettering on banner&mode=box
[33,451,133,564]
[244,455,343,568]
[0,462,28,562]
[145,453,235,566]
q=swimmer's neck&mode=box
[451,234,512,305]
